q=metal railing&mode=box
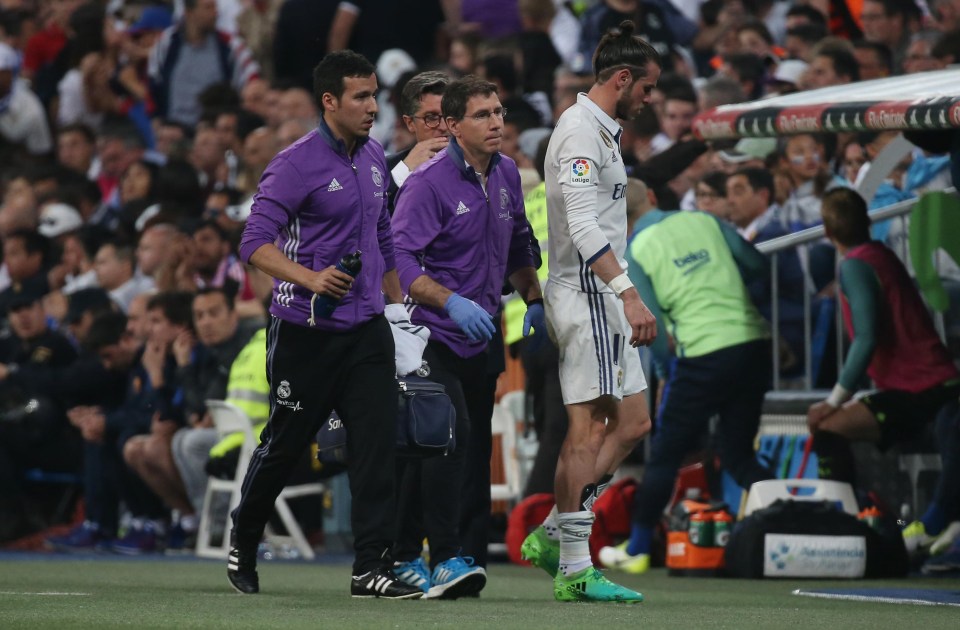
[754,190,954,390]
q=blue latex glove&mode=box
[522,301,547,351]
[444,293,496,342]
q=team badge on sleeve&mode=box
[570,159,592,185]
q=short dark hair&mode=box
[786,23,829,46]
[822,188,871,246]
[313,50,376,105]
[738,19,774,46]
[6,229,49,260]
[732,167,774,201]
[786,4,828,26]
[865,0,922,20]
[57,123,96,145]
[146,291,195,329]
[192,218,229,242]
[83,311,128,354]
[399,71,449,118]
[442,76,498,120]
[195,285,237,312]
[658,72,697,104]
[816,47,860,82]
[481,54,518,94]
[592,20,661,81]
[852,40,894,76]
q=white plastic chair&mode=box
[490,400,522,503]
[195,400,325,560]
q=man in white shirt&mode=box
[522,19,660,603]
[0,43,52,155]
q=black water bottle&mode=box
[316,250,363,318]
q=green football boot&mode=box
[520,526,560,578]
[554,566,644,603]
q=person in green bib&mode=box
[599,178,775,573]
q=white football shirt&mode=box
[545,93,630,293]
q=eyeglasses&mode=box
[463,107,507,123]
[695,189,721,200]
[414,113,443,129]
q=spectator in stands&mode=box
[601,179,773,573]
[56,123,98,178]
[63,287,115,346]
[903,30,947,74]
[92,118,148,227]
[386,71,450,214]
[0,41,53,156]
[784,23,829,62]
[276,117,313,150]
[717,52,767,100]
[0,229,50,316]
[278,87,318,126]
[153,119,192,159]
[860,0,922,72]
[575,1,677,75]
[0,280,79,542]
[779,133,846,228]
[109,291,193,554]
[809,188,960,556]
[46,311,143,551]
[124,286,250,551]
[148,0,259,127]
[694,171,730,220]
[737,19,779,61]
[190,126,227,193]
[236,127,278,194]
[272,0,340,90]
[135,223,177,283]
[650,76,697,155]
[697,75,746,111]
[94,240,154,312]
[188,220,262,320]
[726,167,808,378]
[806,40,860,89]
[57,227,106,295]
[852,40,894,79]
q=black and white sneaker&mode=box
[351,567,424,599]
[227,545,259,594]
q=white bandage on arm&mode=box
[607,273,634,298]
[825,383,852,408]
[563,185,610,265]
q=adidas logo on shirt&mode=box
[327,178,343,192]
[456,201,470,215]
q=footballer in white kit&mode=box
[544,93,647,404]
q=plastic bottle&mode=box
[314,251,362,318]
[689,511,714,547]
[713,511,734,547]
[858,506,882,531]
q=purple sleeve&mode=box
[377,192,396,270]
[238,156,305,263]
[505,167,537,277]
[391,175,442,294]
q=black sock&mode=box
[813,431,857,486]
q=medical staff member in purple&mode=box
[390,76,544,599]
[226,50,422,601]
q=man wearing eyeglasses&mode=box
[521,20,660,603]
[386,71,450,214]
[390,76,543,599]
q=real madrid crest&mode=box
[499,188,509,209]
[277,380,291,399]
[371,165,383,187]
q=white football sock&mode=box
[558,510,595,576]
[542,505,560,541]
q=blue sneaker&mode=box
[46,521,108,552]
[111,522,161,555]
[426,556,486,599]
[165,523,197,555]
[394,557,431,594]
[921,541,960,575]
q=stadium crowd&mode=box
[0,0,959,591]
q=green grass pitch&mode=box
[1,558,959,629]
